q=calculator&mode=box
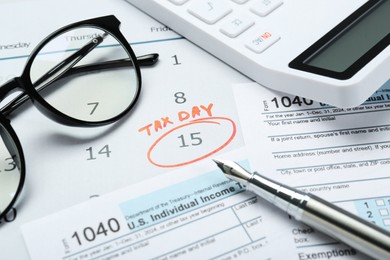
[125,0,390,107]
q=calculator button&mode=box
[220,15,254,38]
[188,0,232,24]
[244,30,280,53]
[231,0,250,4]
[250,0,283,17]
[168,0,189,5]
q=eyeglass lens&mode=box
[0,125,22,216]
[29,27,139,122]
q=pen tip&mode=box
[213,159,252,183]
[212,159,226,173]
[212,159,221,164]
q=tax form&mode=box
[22,150,284,260]
[19,148,368,259]
[233,82,390,232]
[233,82,390,197]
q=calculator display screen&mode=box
[305,0,389,73]
[289,0,390,80]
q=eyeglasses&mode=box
[0,15,159,220]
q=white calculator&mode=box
[126,0,390,107]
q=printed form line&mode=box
[272,141,389,155]
[263,107,390,123]
[267,124,390,138]
[276,157,390,171]
[261,101,390,116]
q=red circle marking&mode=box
[147,117,236,168]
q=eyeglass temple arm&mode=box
[1,53,159,116]
[61,53,159,74]
[33,32,158,90]
[32,33,110,88]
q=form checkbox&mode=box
[383,219,390,226]
[379,209,389,216]
[375,199,385,206]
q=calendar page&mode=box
[0,0,249,259]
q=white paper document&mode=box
[0,0,248,259]
[233,82,390,231]
[22,150,277,260]
[19,149,367,260]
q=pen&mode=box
[213,159,390,259]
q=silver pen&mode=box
[213,159,390,259]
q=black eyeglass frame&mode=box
[0,15,156,220]
[0,113,25,221]
[2,15,143,127]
